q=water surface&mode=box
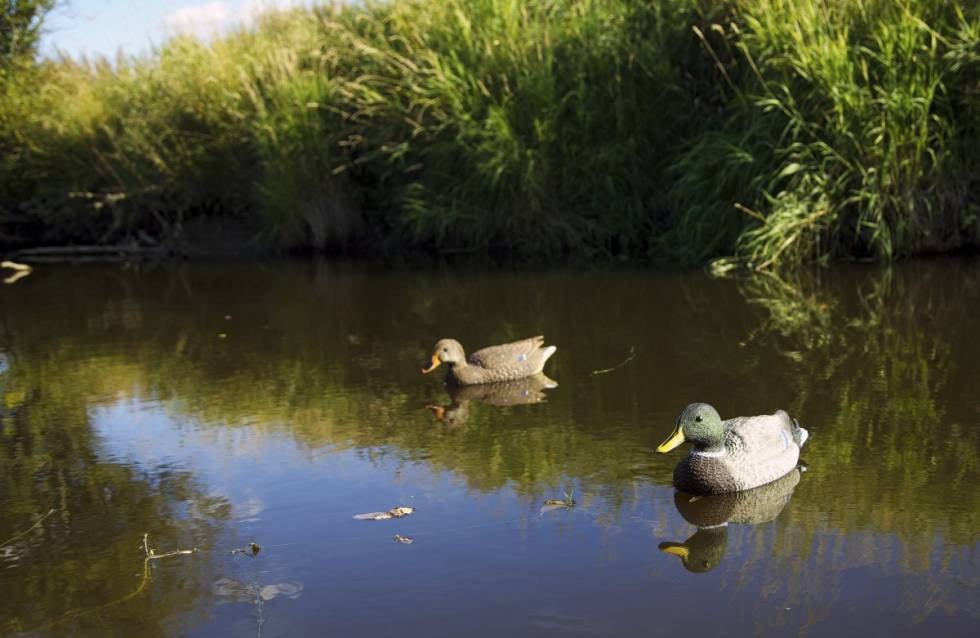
[1,259,977,636]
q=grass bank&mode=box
[1,0,978,266]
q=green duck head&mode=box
[657,402,725,454]
[422,339,465,373]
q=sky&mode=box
[41,0,315,60]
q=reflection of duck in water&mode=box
[659,468,801,573]
[657,402,809,494]
[422,336,557,385]
[426,374,557,427]
[0,353,20,419]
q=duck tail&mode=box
[534,345,557,373]
[791,417,809,448]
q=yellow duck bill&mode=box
[658,543,691,559]
[656,425,686,453]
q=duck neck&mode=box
[446,360,468,385]
[693,444,726,457]
[692,435,726,456]
[686,415,726,455]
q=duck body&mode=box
[657,403,808,495]
[422,336,556,386]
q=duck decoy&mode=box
[656,402,809,495]
[421,336,556,386]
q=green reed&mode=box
[0,0,977,265]
[677,0,980,267]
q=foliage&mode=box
[0,0,978,264]
[0,0,53,71]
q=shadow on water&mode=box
[0,257,977,635]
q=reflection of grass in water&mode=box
[0,352,227,634]
[735,268,834,353]
[10,534,198,636]
[730,263,980,548]
[708,262,978,621]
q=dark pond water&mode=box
[1,258,977,637]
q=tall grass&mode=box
[0,0,977,265]
[673,0,980,266]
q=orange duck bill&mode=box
[421,353,441,373]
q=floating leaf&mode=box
[259,582,303,601]
[539,503,569,514]
[353,506,415,520]
[541,493,576,513]
[214,578,303,602]
[231,542,261,556]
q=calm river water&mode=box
[1,258,977,637]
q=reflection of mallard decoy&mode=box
[659,527,727,573]
[673,468,801,527]
[659,469,801,572]
[427,374,557,427]
[421,336,557,385]
[656,402,809,495]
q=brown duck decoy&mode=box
[421,336,557,386]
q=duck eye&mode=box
[695,415,703,423]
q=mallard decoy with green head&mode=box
[657,402,809,495]
[422,336,556,386]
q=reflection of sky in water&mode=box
[87,396,978,637]
[90,396,471,534]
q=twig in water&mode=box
[2,261,33,285]
[143,532,197,559]
[0,508,55,548]
[232,542,262,556]
[3,270,31,284]
[589,346,636,376]
[0,260,32,271]
[11,532,196,634]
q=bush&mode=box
[1,0,977,265]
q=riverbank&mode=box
[2,0,978,267]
